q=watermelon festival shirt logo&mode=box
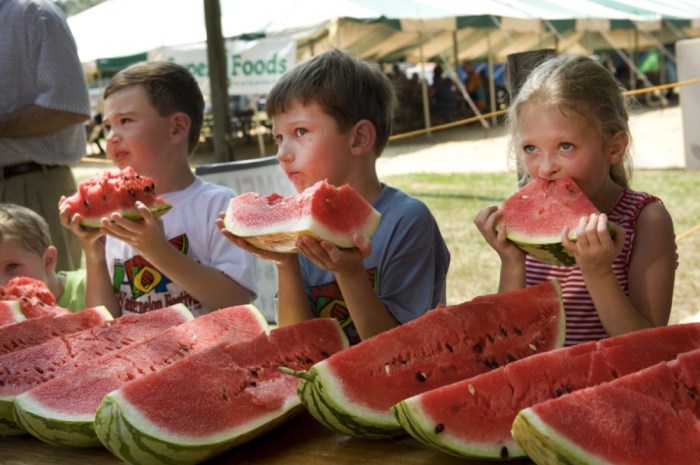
[112,234,200,314]
[312,268,378,343]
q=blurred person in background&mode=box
[0,0,90,271]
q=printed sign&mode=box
[158,36,296,97]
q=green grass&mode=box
[383,169,700,325]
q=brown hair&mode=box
[265,48,397,156]
[105,61,204,154]
[507,54,634,187]
[0,204,51,256]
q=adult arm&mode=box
[0,104,88,138]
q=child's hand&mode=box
[296,233,371,274]
[99,201,166,258]
[562,213,626,275]
[474,206,525,263]
[215,212,294,265]
[58,198,107,261]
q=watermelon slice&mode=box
[13,304,269,447]
[0,304,192,436]
[498,177,616,266]
[0,300,25,327]
[512,346,700,465]
[0,306,113,356]
[392,322,700,460]
[284,280,566,439]
[94,318,349,465]
[223,179,382,252]
[61,166,172,228]
[0,277,68,318]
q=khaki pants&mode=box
[0,165,82,271]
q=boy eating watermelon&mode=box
[60,62,257,317]
[218,49,451,344]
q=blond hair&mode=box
[507,54,634,187]
[0,204,51,256]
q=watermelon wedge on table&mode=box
[94,318,349,465]
[512,346,700,465]
[498,177,616,266]
[0,304,192,436]
[285,280,566,439]
[61,166,172,228]
[392,322,700,460]
[223,179,382,252]
[14,304,269,447]
[0,301,25,327]
[0,306,112,356]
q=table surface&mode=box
[0,411,535,465]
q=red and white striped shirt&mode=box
[526,189,660,346]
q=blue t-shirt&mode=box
[298,184,450,344]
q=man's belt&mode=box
[2,162,57,178]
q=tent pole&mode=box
[204,0,232,162]
[418,32,432,136]
[487,30,496,126]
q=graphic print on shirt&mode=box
[112,234,198,313]
[312,267,378,331]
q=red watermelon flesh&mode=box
[498,177,615,266]
[0,304,191,436]
[0,277,67,318]
[14,304,269,447]
[513,346,700,465]
[0,301,25,327]
[94,318,349,465]
[0,306,113,356]
[61,166,172,228]
[223,179,382,252]
[290,280,566,438]
[393,322,700,460]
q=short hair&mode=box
[507,54,633,188]
[104,61,204,154]
[265,48,397,156]
[0,204,51,256]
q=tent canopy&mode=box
[68,0,700,72]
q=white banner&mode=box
[156,36,296,97]
[228,37,296,95]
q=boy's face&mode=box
[0,238,54,286]
[102,86,177,178]
[272,100,355,192]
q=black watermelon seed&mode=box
[434,423,444,434]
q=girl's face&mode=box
[102,86,176,178]
[518,102,621,199]
[272,100,355,192]
[0,238,53,286]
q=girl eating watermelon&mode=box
[474,54,677,346]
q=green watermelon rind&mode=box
[13,392,97,447]
[78,203,173,229]
[508,222,617,267]
[95,381,305,465]
[0,394,23,436]
[296,366,403,439]
[512,408,613,465]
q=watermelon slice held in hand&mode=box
[61,167,172,228]
[497,177,616,266]
[223,180,381,253]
